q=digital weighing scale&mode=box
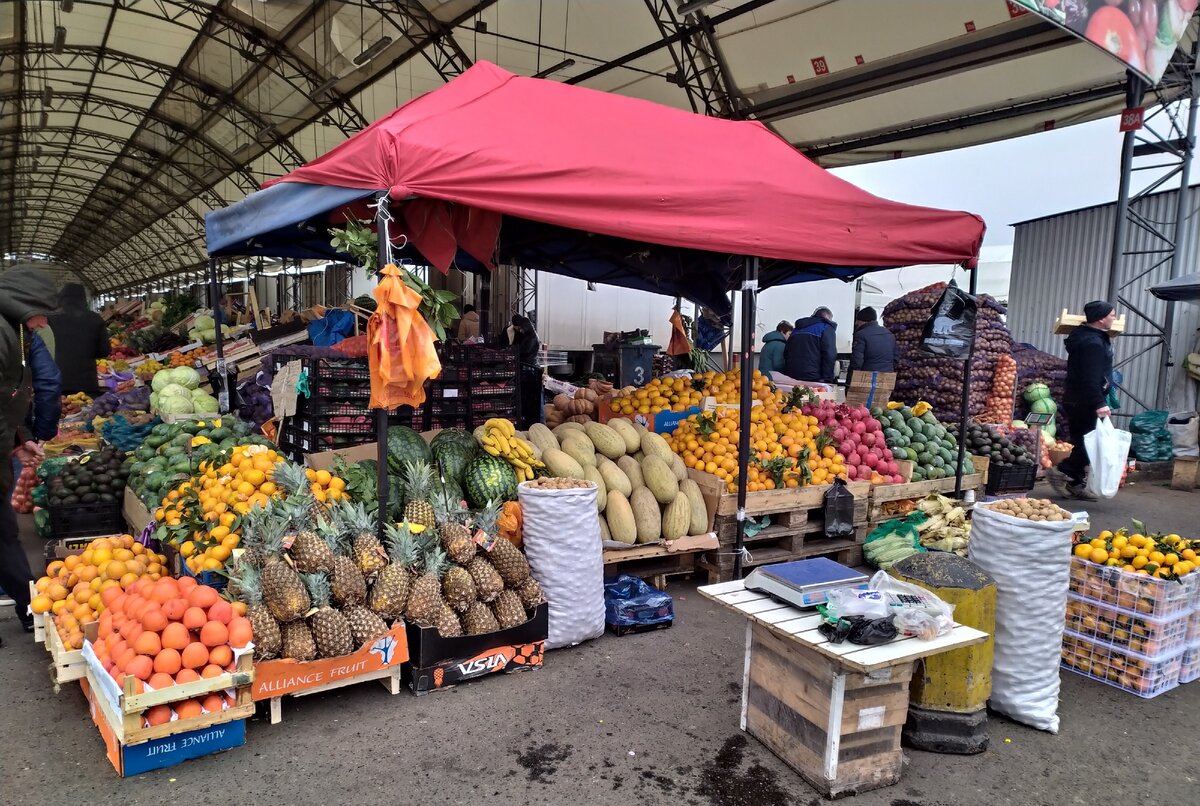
[743,557,869,609]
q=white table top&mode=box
[699,580,989,673]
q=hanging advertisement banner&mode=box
[1011,1,1196,83]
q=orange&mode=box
[1088,547,1109,564]
[181,642,209,670]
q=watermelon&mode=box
[431,438,479,484]
[464,455,518,507]
[430,427,477,453]
[386,425,432,476]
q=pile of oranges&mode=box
[157,445,349,575]
[168,350,191,368]
[665,370,847,493]
[609,368,776,417]
[1073,528,1198,580]
[30,534,169,649]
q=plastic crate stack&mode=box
[1063,557,1200,698]
[424,344,520,430]
[274,355,420,461]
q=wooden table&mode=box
[699,580,988,798]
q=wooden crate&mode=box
[1171,457,1198,491]
[29,581,92,685]
[602,536,719,587]
[743,622,914,798]
[86,651,255,745]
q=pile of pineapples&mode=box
[227,461,546,662]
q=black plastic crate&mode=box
[984,463,1038,495]
[308,381,370,400]
[299,398,371,417]
[447,343,518,370]
[49,501,125,539]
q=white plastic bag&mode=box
[968,504,1085,733]
[869,570,955,639]
[518,481,605,650]
[825,588,890,620]
[1167,411,1199,458]
[1084,416,1132,499]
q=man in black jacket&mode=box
[47,282,110,396]
[849,307,897,381]
[1047,300,1116,500]
[784,307,837,383]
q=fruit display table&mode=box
[699,580,988,798]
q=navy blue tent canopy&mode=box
[205,181,901,319]
[1149,273,1200,302]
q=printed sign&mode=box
[252,625,408,700]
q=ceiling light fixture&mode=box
[42,85,53,106]
[60,0,73,11]
[353,36,393,66]
[533,58,575,79]
[677,0,717,15]
[39,111,49,128]
[53,26,67,53]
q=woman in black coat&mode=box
[47,283,110,396]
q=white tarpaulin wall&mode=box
[0,0,1194,291]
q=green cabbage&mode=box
[168,366,201,389]
[192,393,219,414]
[150,370,174,392]
[193,314,216,330]
[159,383,190,399]
[159,395,195,414]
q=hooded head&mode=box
[813,306,833,322]
[58,282,88,309]
[0,267,59,328]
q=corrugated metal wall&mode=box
[1009,186,1200,416]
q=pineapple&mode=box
[320,521,366,606]
[339,501,389,578]
[237,507,269,569]
[442,565,477,613]
[279,619,317,661]
[273,461,329,525]
[462,601,500,635]
[260,511,311,623]
[303,572,354,658]
[275,469,334,573]
[434,604,464,638]
[435,494,476,565]
[368,524,419,619]
[404,543,450,626]
[480,498,531,587]
[342,604,390,645]
[402,460,436,531]
[491,589,528,629]
[514,576,546,610]
[465,556,504,603]
[228,563,281,660]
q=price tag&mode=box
[442,388,459,399]
[473,528,499,552]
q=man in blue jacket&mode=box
[784,307,837,383]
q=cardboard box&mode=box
[407,603,548,695]
[844,371,896,408]
[123,487,152,535]
[598,405,701,434]
[80,678,247,777]
[252,624,409,701]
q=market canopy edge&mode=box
[207,61,986,310]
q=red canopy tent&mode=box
[206,60,988,569]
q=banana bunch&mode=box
[480,418,545,481]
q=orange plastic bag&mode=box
[368,264,442,409]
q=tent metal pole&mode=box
[953,265,979,498]
[207,257,229,414]
[733,256,759,579]
[1107,71,1148,303]
[373,191,391,539]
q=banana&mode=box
[483,444,501,457]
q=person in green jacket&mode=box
[758,321,792,374]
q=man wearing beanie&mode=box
[1047,300,1116,500]
[849,307,897,382]
[784,306,838,383]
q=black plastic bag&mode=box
[823,477,856,538]
[919,279,977,359]
[818,615,898,646]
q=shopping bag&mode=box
[918,279,977,359]
[1084,417,1132,499]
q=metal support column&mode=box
[1107,71,1148,304]
[206,257,230,414]
[733,257,759,579]
[953,266,979,498]
[373,192,392,539]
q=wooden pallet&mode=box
[266,666,403,725]
[867,473,983,526]
[602,542,718,587]
[688,470,870,520]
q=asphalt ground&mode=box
[2,477,1198,806]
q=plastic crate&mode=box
[1188,609,1200,644]
[1064,593,1190,659]
[983,463,1037,495]
[1180,640,1200,684]
[309,381,370,400]
[305,357,369,383]
[1061,629,1183,698]
[1069,556,1196,620]
[48,501,125,539]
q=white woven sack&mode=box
[518,481,605,650]
[968,504,1085,733]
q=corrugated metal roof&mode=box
[1009,185,1200,415]
[1010,181,1200,228]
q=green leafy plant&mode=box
[330,218,460,340]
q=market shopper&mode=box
[758,321,791,374]
[849,307,898,380]
[784,306,838,384]
[1047,301,1116,501]
[501,315,542,429]
[457,304,481,340]
[47,282,109,396]
[0,267,60,638]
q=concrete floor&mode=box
[3,477,1198,806]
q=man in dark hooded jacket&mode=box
[48,282,109,396]
[0,267,60,638]
[849,307,898,380]
[784,307,837,383]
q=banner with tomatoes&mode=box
[1013,0,1196,83]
